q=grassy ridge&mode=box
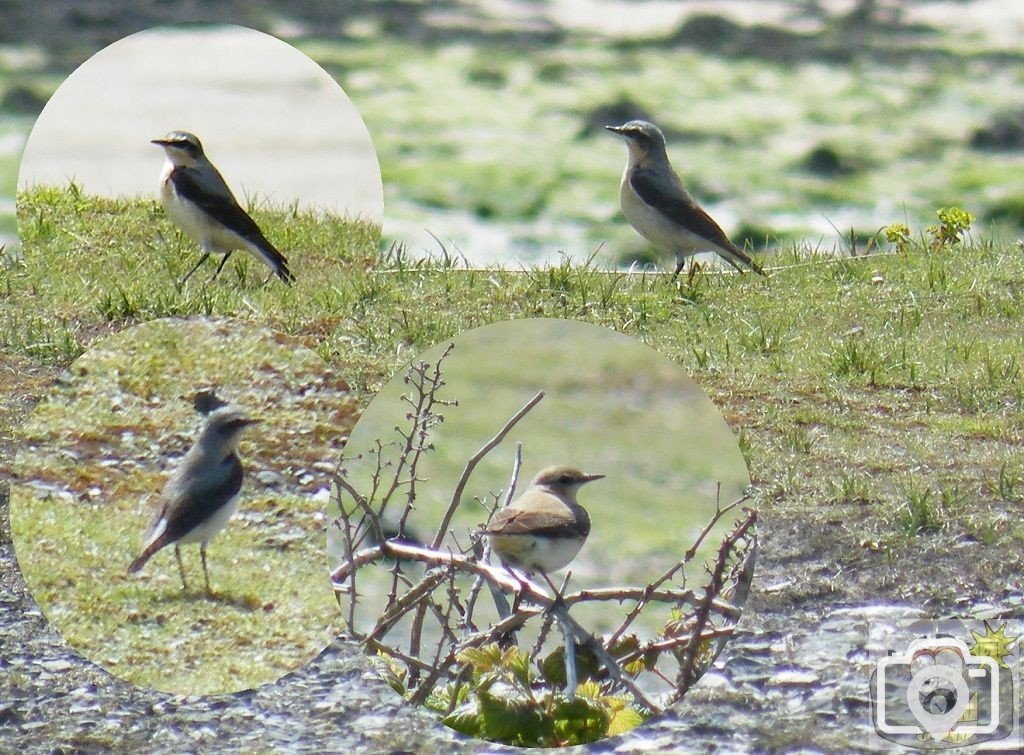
[4,185,1024,571]
[7,187,1024,410]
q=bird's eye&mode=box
[559,474,573,484]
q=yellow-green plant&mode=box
[885,206,975,254]
[432,644,646,747]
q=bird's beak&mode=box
[151,139,168,146]
[605,125,625,135]
[581,473,606,484]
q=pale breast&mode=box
[160,172,246,254]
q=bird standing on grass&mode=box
[482,465,604,593]
[607,119,766,278]
[127,406,259,595]
[152,130,295,285]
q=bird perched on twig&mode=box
[482,465,604,592]
[127,405,259,594]
[152,130,295,285]
[607,119,766,278]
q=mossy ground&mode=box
[3,186,1022,624]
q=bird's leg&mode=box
[510,573,530,615]
[539,570,567,609]
[200,542,212,596]
[180,252,210,285]
[686,259,702,285]
[174,545,188,591]
[502,562,534,614]
[673,256,686,279]
[211,251,233,282]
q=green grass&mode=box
[4,185,1024,610]
[6,187,1024,407]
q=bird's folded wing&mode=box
[485,501,583,538]
[155,457,244,542]
[172,168,276,249]
[629,169,741,253]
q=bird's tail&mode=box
[247,239,295,284]
[720,245,767,276]
[127,536,167,574]
[261,243,295,283]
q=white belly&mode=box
[619,172,714,260]
[489,533,584,573]
[177,494,240,545]
[159,174,247,255]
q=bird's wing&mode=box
[484,494,586,538]
[171,167,295,282]
[156,453,244,543]
[171,167,275,249]
[629,168,742,254]
[140,493,171,544]
[630,168,765,274]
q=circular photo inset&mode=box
[17,23,381,289]
[328,318,756,748]
[9,317,353,695]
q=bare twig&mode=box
[332,481,362,631]
[334,541,547,608]
[607,490,751,648]
[530,606,557,662]
[548,602,662,714]
[365,637,437,675]
[676,508,757,697]
[557,611,578,699]
[409,393,544,676]
[386,344,455,512]
[684,485,748,562]
[501,446,523,508]
[563,586,739,619]
[370,567,452,640]
[432,392,544,548]
[617,625,735,669]
[470,444,522,623]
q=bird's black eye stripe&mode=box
[216,418,251,433]
[171,139,201,155]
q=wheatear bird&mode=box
[482,466,604,584]
[128,406,259,594]
[152,131,295,284]
[607,120,765,277]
